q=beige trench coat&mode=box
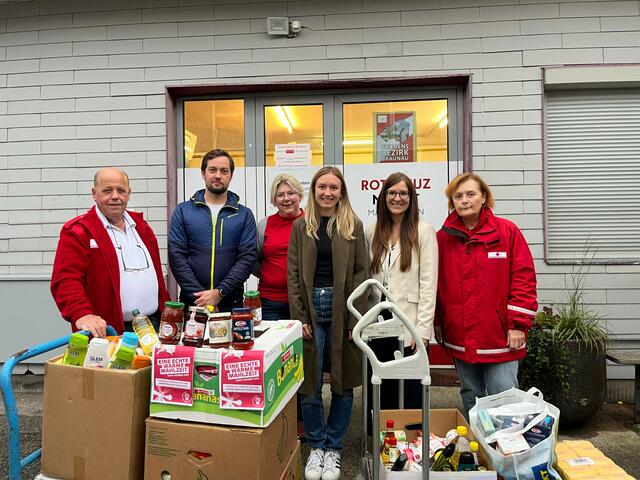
[287,217,369,395]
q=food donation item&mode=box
[231,307,254,350]
[243,290,262,325]
[158,301,185,345]
[208,311,232,348]
[183,306,208,348]
[131,309,158,355]
[83,338,110,368]
[62,333,88,366]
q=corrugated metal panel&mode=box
[545,89,640,262]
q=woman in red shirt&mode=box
[255,174,304,320]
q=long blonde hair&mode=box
[305,166,357,240]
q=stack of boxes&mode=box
[555,440,635,480]
[144,320,304,480]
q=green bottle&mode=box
[108,345,135,370]
[62,333,89,366]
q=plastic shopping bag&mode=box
[469,387,560,480]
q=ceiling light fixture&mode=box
[275,106,293,134]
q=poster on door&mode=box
[345,162,449,230]
[375,111,416,163]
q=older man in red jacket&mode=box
[51,167,169,337]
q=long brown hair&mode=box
[371,172,420,274]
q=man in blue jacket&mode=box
[169,149,258,311]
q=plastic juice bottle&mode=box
[83,338,110,368]
[451,425,471,470]
[62,333,89,366]
[470,441,480,466]
[108,345,135,370]
[131,309,158,355]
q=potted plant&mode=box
[519,260,608,425]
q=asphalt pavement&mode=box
[1,375,639,479]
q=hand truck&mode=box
[347,278,431,480]
[1,326,117,480]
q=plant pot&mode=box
[551,339,606,425]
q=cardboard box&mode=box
[145,396,297,480]
[150,320,303,427]
[378,409,496,479]
[41,357,150,480]
[279,440,301,480]
[555,440,635,480]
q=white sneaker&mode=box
[322,449,341,480]
[305,448,324,480]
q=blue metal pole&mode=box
[1,327,117,480]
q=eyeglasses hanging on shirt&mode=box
[107,217,150,272]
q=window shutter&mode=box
[545,89,640,263]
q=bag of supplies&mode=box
[469,387,561,480]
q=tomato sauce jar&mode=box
[158,301,185,345]
[183,306,208,348]
[243,290,262,325]
[231,307,254,350]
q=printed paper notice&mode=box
[219,349,265,410]
[151,344,196,406]
[275,144,311,167]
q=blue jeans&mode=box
[261,297,291,321]
[301,287,354,450]
[454,358,519,418]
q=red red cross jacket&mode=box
[50,206,170,334]
[435,207,537,364]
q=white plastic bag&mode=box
[469,387,560,480]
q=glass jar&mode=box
[231,307,254,350]
[183,306,208,348]
[208,312,232,349]
[158,301,185,345]
[243,290,262,325]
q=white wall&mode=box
[1,0,638,375]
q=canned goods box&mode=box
[150,320,303,428]
[378,409,497,479]
[144,397,298,480]
[41,357,150,480]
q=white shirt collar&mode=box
[95,206,136,231]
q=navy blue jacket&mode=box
[168,189,258,308]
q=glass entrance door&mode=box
[254,96,334,220]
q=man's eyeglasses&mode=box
[386,190,410,199]
[117,243,150,272]
[108,222,150,272]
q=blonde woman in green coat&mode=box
[288,166,368,480]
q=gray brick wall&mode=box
[1,0,639,363]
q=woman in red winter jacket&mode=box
[435,173,537,417]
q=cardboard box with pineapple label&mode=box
[150,320,303,427]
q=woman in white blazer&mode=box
[365,172,438,409]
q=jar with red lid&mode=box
[231,307,254,350]
[183,306,208,348]
[158,301,185,345]
[243,290,262,325]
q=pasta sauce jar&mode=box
[183,306,208,348]
[243,290,262,325]
[158,301,185,345]
[231,307,254,350]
